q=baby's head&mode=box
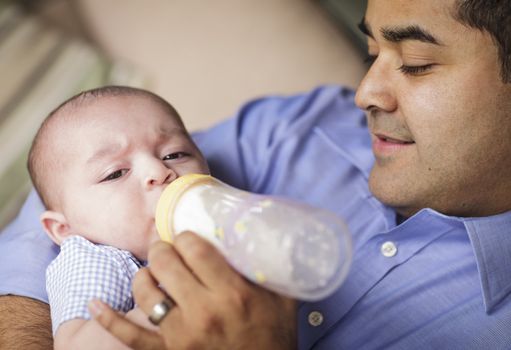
[28,86,209,260]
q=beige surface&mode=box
[63,0,366,131]
[0,1,366,228]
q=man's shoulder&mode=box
[245,85,368,155]
[241,85,362,127]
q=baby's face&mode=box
[54,95,208,260]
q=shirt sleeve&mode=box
[192,85,357,193]
[46,236,136,335]
[0,190,58,303]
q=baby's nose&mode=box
[145,166,176,189]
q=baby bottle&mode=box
[155,174,352,301]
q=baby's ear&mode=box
[40,211,71,246]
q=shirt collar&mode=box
[381,206,511,314]
[463,210,511,313]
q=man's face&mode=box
[54,95,209,260]
[355,0,511,217]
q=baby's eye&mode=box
[102,169,129,182]
[163,152,188,161]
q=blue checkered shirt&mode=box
[46,235,143,335]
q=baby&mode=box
[27,86,210,349]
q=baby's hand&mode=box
[126,306,159,331]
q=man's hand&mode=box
[0,295,53,349]
[94,232,297,349]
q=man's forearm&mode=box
[0,296,53,349]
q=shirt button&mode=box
[381,241,397,257]
[308,311,324,327]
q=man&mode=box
[1,0,510,348]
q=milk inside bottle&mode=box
[155,174,352,301]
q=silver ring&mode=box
[148,298,174,325]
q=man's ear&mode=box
[40,211,71,246]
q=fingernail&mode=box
[88,299,105,317]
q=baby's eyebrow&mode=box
[158,126,187,138]
[155,128,191,145]
[86,143,124,164]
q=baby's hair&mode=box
[27,85,183,209]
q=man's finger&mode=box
[172,232,247,292]
[132,267,176,323]
[89,300,165,350]
[147,240,208,305]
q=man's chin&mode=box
[368,170,418,214]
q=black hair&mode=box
[454,0,511,83]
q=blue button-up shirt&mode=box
[1,85,511,348]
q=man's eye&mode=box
[102,169,128,182]
[163,152,188,161]
[364,55,377,65]
[398,64,434,76]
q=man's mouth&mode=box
[376,134,414,145]
[372,133,415,155]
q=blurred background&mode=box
[0,0,367,228]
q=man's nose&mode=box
[354,58,398,114]
[144,161,176,189]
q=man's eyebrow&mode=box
[358,17,441,46]
[358,18,374,38]
[381,25,441,45]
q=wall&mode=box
[0,0,367,228]
[41,0,366,131]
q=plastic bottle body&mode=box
[155,174,352,301]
